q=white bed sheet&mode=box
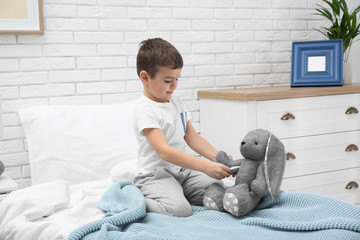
[0,178,113,240]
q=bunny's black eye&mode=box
[254,141,258,145]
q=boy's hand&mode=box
[227,155,238,177]
[204,161,232,180]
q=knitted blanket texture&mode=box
[68,180,360,240]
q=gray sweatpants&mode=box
[134,167,223,217]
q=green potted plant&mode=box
[314,0,360,84]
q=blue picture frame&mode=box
[291,40,343,87]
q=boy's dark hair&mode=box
[136,38,183,78]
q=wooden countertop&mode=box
[197,84,360,101]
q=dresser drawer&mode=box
[256,94,360,139]
[282,168,360,205]
[282,131,360,178]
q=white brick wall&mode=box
[1,0,360,188]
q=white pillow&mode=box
[18,100,139,185]
[110,159,138,182]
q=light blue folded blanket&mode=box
[68,181,360,240]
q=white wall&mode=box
[0,0,359,188]
[348,0,360,83]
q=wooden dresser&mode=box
[198,84,360,205]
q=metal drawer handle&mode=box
[345,107,358,114]
[345,181,359,189]
[345,144,358,152]
[281,112,295,120]
[286,152,296,160]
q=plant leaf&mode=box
[314,0,360,59]
[323,0,340,16]
[315,7,333,22]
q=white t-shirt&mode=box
[133,95,191,174]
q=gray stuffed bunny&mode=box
[203,129,286,217]
[0,160,4,176]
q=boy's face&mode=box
[141,66,182,103]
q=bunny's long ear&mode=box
[263,133,286,200]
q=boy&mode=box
[133,38,231,217]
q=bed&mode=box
[0,100,359,240]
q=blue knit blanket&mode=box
[68,181,360,240]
